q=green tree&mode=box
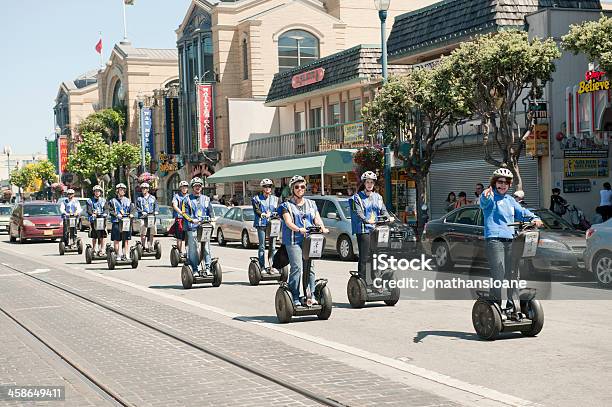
[77,108,126,143]
[32,160,58,184]
[447,30,560,190]
[66,131,114,189]
[111,142,144,200]
[562,15,612,74]
[363,61,470,226]
[9,165,36,194]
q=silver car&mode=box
[584,219,612,287]
[155,205,174,236]
[211,204,229,240]
[215,206,258,249]
[0,204,12,233]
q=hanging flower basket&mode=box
[353,145,384,177]
[136,172,159,193]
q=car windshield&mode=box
[158,206,172,216]
[338,200,351,219]
[243,208,255,221]
[534,209,575,231]
[214,206,228,217]
[24,204,60,216]
[0,207,11,215]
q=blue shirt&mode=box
[136,194,159,218]
[86,197,106,222]
[60,198,82,218]
[479,190,539,239]
[172,193,186,219]
[350,191,388,234]
[252,193,279,227]
[279,198,318,246]
[181,194,213,231]
[108,197,133,223]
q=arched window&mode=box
[278,30,319,72]
[112,80,125,108]
[242,38,249,80]
[167,173,180,204]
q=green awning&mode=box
[207,149,356,183]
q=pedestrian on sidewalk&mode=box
[597,182,612,221]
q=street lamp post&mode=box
[374,0,393,210]
[3,146,11,192]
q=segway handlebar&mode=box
[306,225,322,234]
[507,220,539,230]
[374,216,391,225]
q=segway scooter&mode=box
[135,212,162,260]
[347,217,400,308]
[85,214,111,264]
[248,213,288,285]
[170,244,187,267]
[107,216,139,270]
[181,218,222,289]
[59,214,83,255]
[275,226,332,323]
[472,221,544,340]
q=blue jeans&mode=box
[186,230,211,274]
[257,226,277,268]
[485,238,514,305]
[286,243,315,305]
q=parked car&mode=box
[211,204,229,240]
[8,201,63,243]
[421,205,587,274]
[0,204,13,233]
[154,205,174,236]
[584,219,612,287]
[215,206,258,248]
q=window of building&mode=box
[349,99,362,121]
[328,103,341,125]
[278,30,319,72]
[112,80,125,108]
[242,38,249,80]
[294,111,305,132]
[309,107,322,128]
[201,36,214,81]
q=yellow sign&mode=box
[564,158,610,178]
[578,79,610,94]
[526,124,549,157]
[343,122,364,143]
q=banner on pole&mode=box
[197,84,215,150]
[58,137,68,173]
[142,107,154,161]
[46,139,58,171]
[165,97,180,154]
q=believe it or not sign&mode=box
[528,102,548,119]
[197,84,215,150]
[526,124,549,157]
[292,68,325,89]
[564,157,609,178]
[578,69,609,94]
[58,136,68,173]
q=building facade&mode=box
[53,71,98,138]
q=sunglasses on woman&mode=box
[293,185,306,190]
[496,180,510,185]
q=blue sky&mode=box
[0,0,191,155]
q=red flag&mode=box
[95,39,102,54]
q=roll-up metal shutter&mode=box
[428,145,540,219]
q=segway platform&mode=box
[106,246,139,270]
[180,259,222,289]
[85,243,111,264]
[248,258,288,285]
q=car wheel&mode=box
[433,241,453,271]
[337,234,355,261]
[241,230,251,249]
[9,226,16,243]
[217,229,226,246]
[593,251,612,287]
[19,228,26,244]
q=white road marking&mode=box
[12,305,63,312]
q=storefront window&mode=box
[328,103,341,125]
[349,99,362,121]
[201,36,213,81]
[294,111,305,131]
[278,30,319,72]
[310,107,322,128]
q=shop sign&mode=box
[343,122,364,143]
[528,102,548,118]
[564,157,609,178]
[197,84,215,150]
[578,69,609,94]
[292,68,325,89]
[563,148,609,158]
[158,153,180,173]
[563,179,592,193]
[526,124,549,157]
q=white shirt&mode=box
[600,189,612,206]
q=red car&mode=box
[9,201,64,243]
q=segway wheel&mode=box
[181,265,193,289]
[107,251,116,270]
[347,276,366,308]
[130,249,139,269]
[521,299,544,337]
[384,272,400,306]
[85,246,93,264]
[170,247,179,267]
[248,261,262,286]
[136,242,143,260]
[317,285,333,320]
[154,241,162,260]
[77,238,83,255]
[472,299,502,340]
[279,266,289,283]
[275,287,294,323]
[212,261,222,287]
[59,241,65,256]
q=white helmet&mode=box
[289,175,305,188]
[260,178,273,187]
[66,189,75,194]
[361,171,377,181]
[93,185,103,192]
[116,183,127,190]
[190,177,203,186]
[513,190,525,199]
[179,181,189,188]
[140,182,150,189]
[492,167,513,179]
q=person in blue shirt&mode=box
[171,181,189,256]
[279,175,329,307]
[86,185,107,257]
[60,189,82,245]
[479,167,542,307]
[106,183,135,261]
[350,171,393,284]
[136,182,159,252]
[252,178,279,272]
[181,177,214,277]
